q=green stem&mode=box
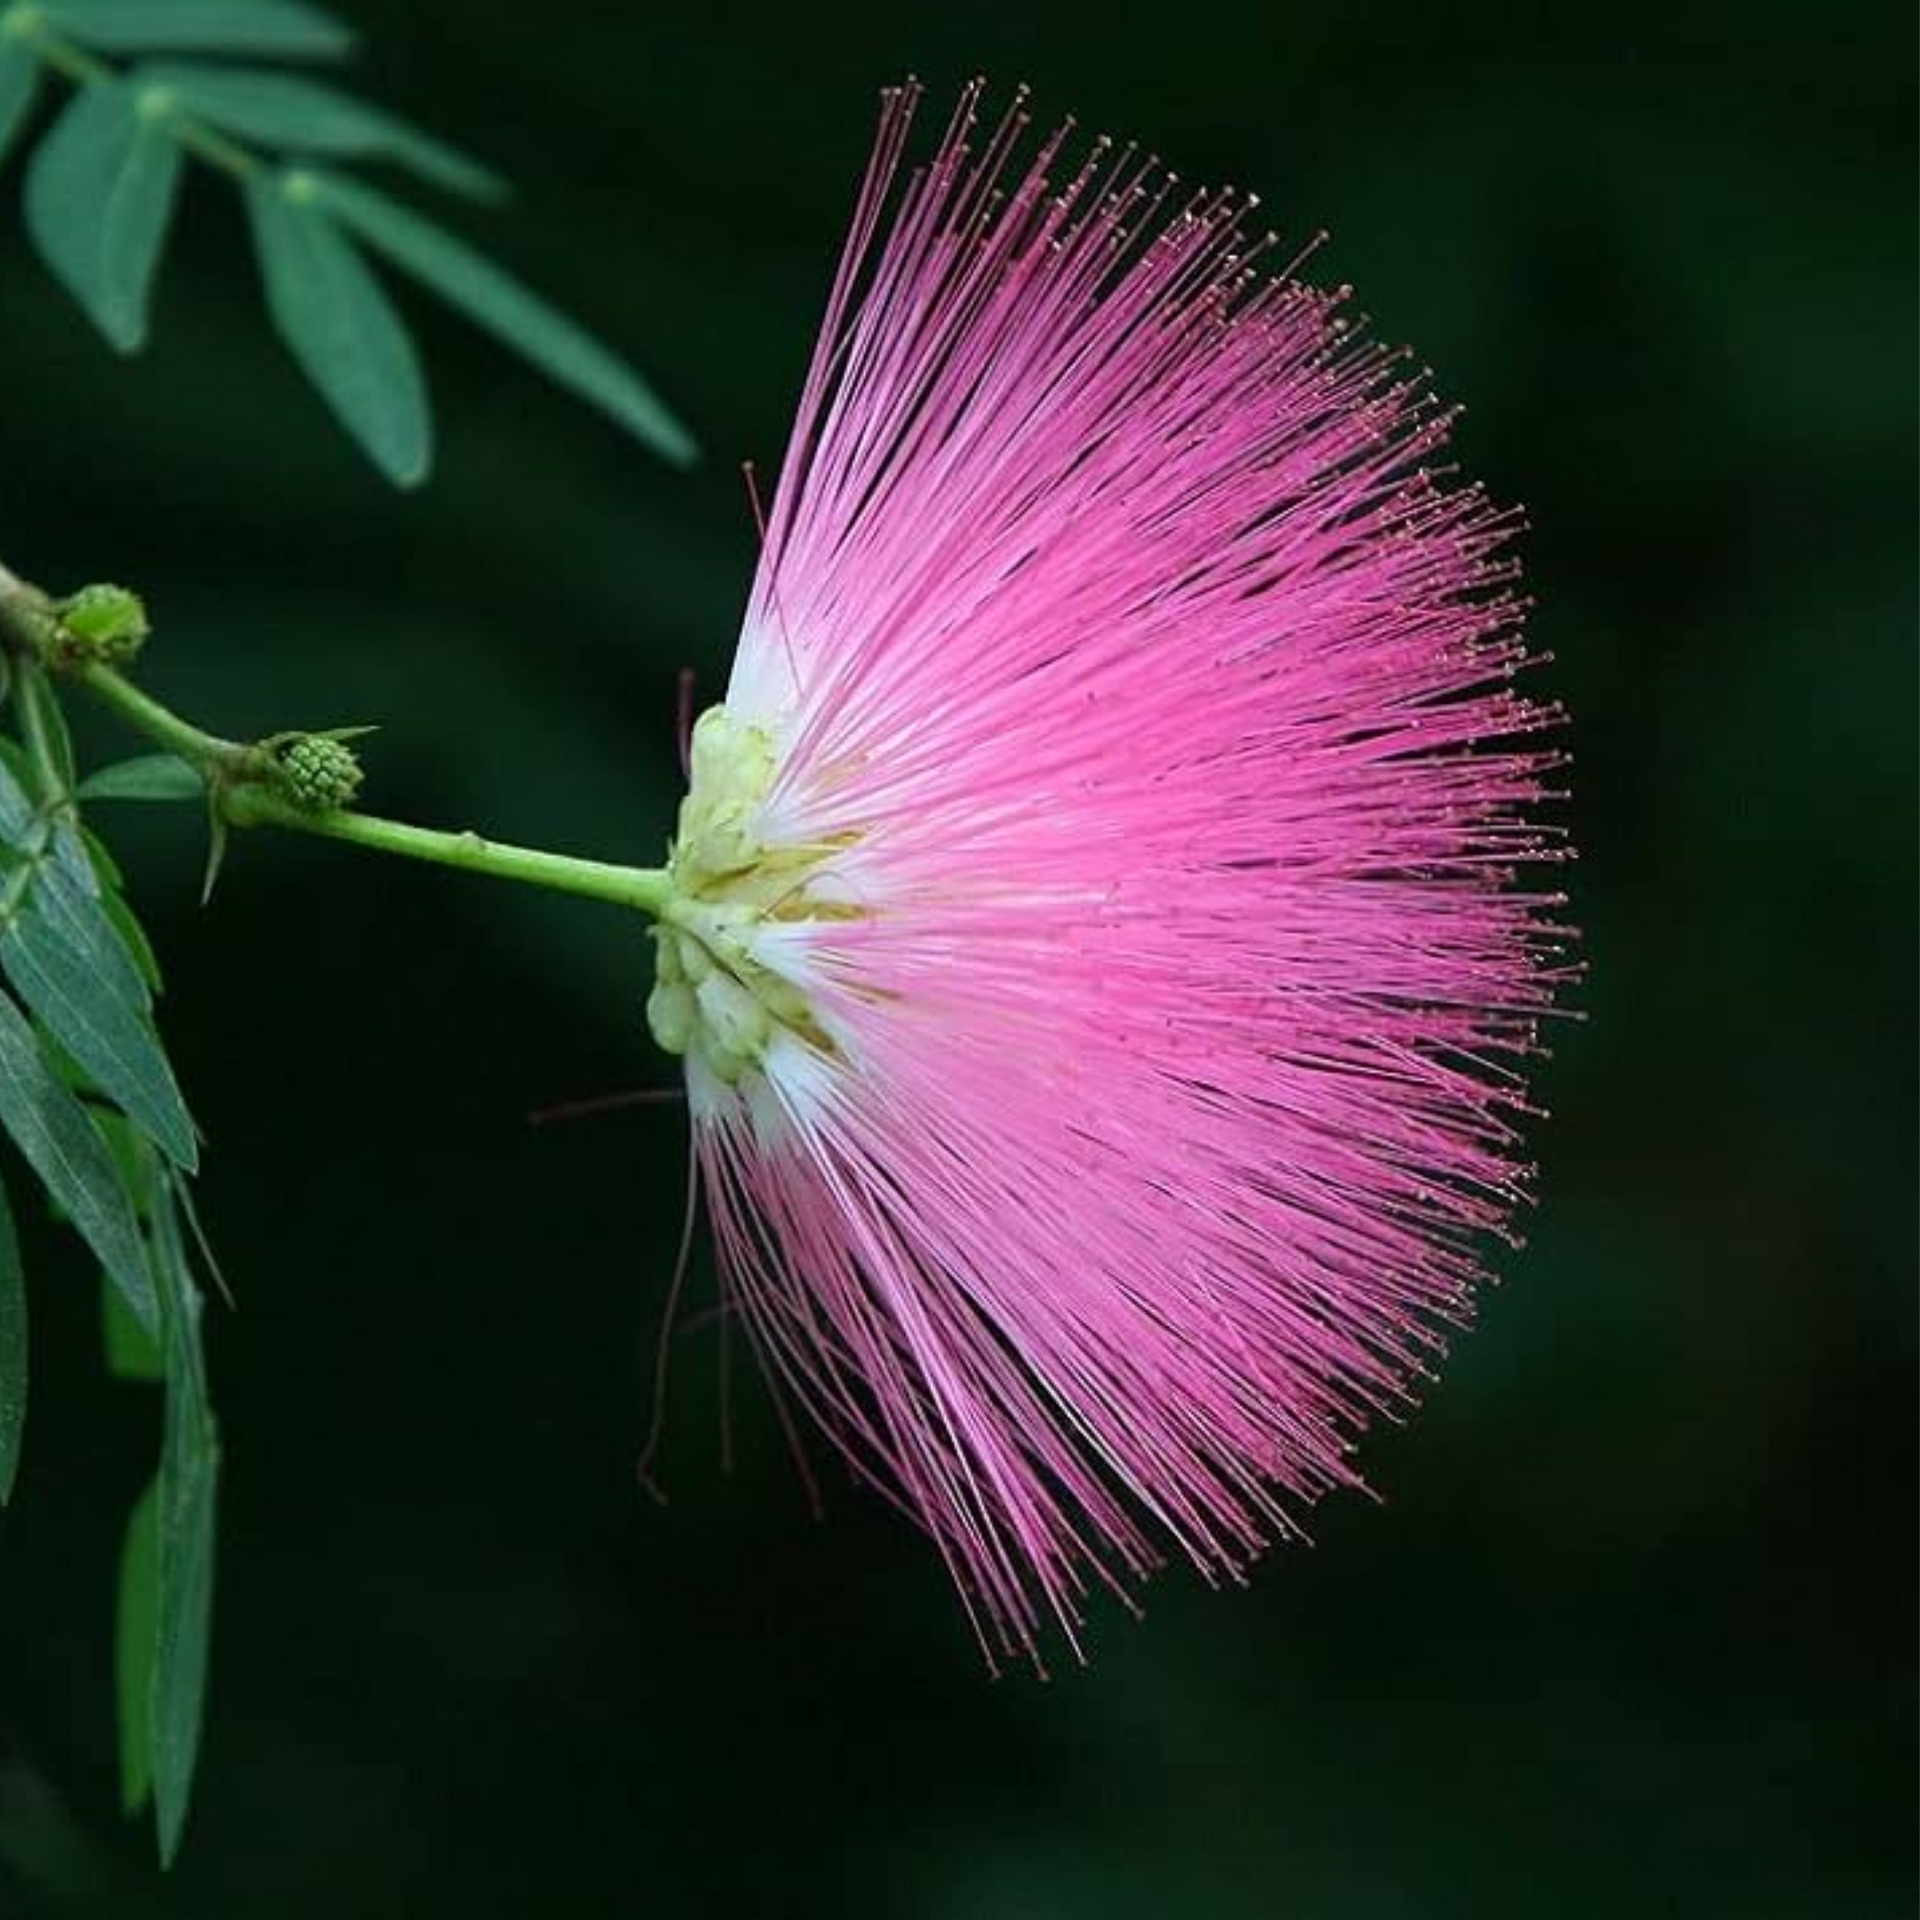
[3,5,261,181]
[221,786,672,914]
[0,565,674,919]
[1,6,103,85]
[73,660,253,775]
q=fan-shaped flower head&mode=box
[645,78,1570,1665]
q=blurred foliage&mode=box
[0,0,693,477]
[0,0,1911,1914]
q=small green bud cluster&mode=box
[55,584,149,663]
[276,735,364,812]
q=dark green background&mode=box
[1,1,1913,1913]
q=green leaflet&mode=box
[0,1169,23,1503]
[15,660,77,796]
[77,754,205,805]
[0,33,39,168]
[1,903,198,1168]
[143,63,502,199]
[148,1176,218,1867]
[23,80,183,352]
[0,745,33,846]
[115,1476,159,1813]
[30,822,157,1020]
[109,1149,221,1859]
[313,170,699,468]
[0,745,162,1016]
[37,0,352,59]
[79,820,123,888]
[0,991,155,1334]
[0,758,196,1300]
[246,173,431,485]
[97,883,165,996]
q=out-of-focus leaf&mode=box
[114,1477,159,1814]
[0,35,39,167]
[0,991,154,1334]
[78,755,203,804]
[144,64,502,199]
[38,0,352,59]
[103,1268,162,1380]
[0,1171,23,1503]
[23,81,183,352]
[1,906,197,1168]
[246,173,431,486]
[148,1180,217,1868]
[313,170,699,467]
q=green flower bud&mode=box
[277,735,364,811]
[55,584,149,661]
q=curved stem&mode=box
[76,660,254,772]
[221,786,671,914]
[0,564,675,919]
[3,6,262,181]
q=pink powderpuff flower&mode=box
[645,77,1572,1667]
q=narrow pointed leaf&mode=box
[0,1171,23,1503]
[0,761,151,1012]
[98,885,165,995]
[149,1180,217,1867]
[80,822,124,888]
[17,660,78,796]
[37,825,154,1017]
[46,811,95,896]
[0,35,39,167]
[78,754,204,804]
[39,0,351,58]
[313,171,698,466]
[246,174,431,485]
[115,1477,159,1814]
[0,991,154,1334]
[24,81,183,352]
[173,1177,228,1309]
[143,64,501,198]
[0,751,35,849]
[38,865,153,1016]
[1,907,197,1168]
